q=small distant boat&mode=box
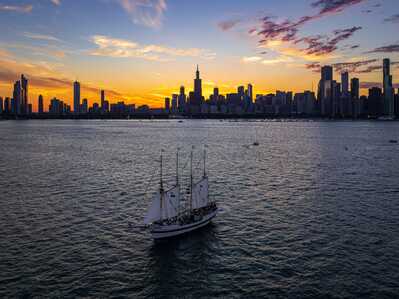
[389,140,398,144]
[144,148,218,239]
[253,128,259,146]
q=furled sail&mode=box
[192,177,208,210]
[144,192,161,224]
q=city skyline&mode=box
[1,57,398,119]
[0,0,399,110]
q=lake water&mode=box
[1,119,399,298]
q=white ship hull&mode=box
[151,210,217,239]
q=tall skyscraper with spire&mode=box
[194,65,202,100]
[188,65,203,112]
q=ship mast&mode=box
[176,149,179,186]
[176,149,180,216]
[190,148,193,212]
[203,146,206,178]
[160,150,164,221]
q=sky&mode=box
[0,0,398,111]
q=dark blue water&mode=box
[1,119,399,298]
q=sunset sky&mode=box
[0,0,398,110]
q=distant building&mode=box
[100,90,109,113]
[189,65,203,113]
[318,66,333,116]
[194,65,202,101]
[73,81,80,114]
[13,81,21,115]
[103,100,109,113]
[295,91,315,115]
[178,86,186,113]
[351,78,360,118]
[247,84,253,102]
[38,95,44,114]
[0,97,3,114]
[332,81,341,117]
[81,98,88,114]
[321,65,333,81]
[211,87,219,104]
[91,102,100,113]
[101,90,105,111]
[368,87,383,117]
[4,98,10,113]
[49,98,68,115]
[340,72,351,117]
[171,94,178,112]
[21,74,28,114]
[10,98,15,114]
[237,86,245,99]
[383,58,394,117]
[165,97,170,112]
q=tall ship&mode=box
[144,149,218,239]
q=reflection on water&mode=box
[0,120,399,298]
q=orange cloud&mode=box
[90,35,216,61]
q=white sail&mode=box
[144,192,161,224]
[162,186,180,219]
[192,177,208,210]
[144,186,180,224]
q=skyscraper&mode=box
[321,66,333,81]
[332,81,341,117]
[81,98,88,114]
[351,78,360,117]
[21,74,28,114]
[247,84,253,102]
[4,98,10,114]
[38,95,44,114]
[368,87,383,117]
[340,72,351,117]
[194,65,202,99]
[383,58,390,92]
[178,86,186,113]
[212,87,219,105]
[74,81,81,114]
[341,72,349,95]
[383,58,394,117]
[101,90,105,111]
[191,65,203,109]
[165,97,170,111]
[318,66,333,116]
[13,81,21,115]
[172,94,178,112]
[238,86,245,98]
